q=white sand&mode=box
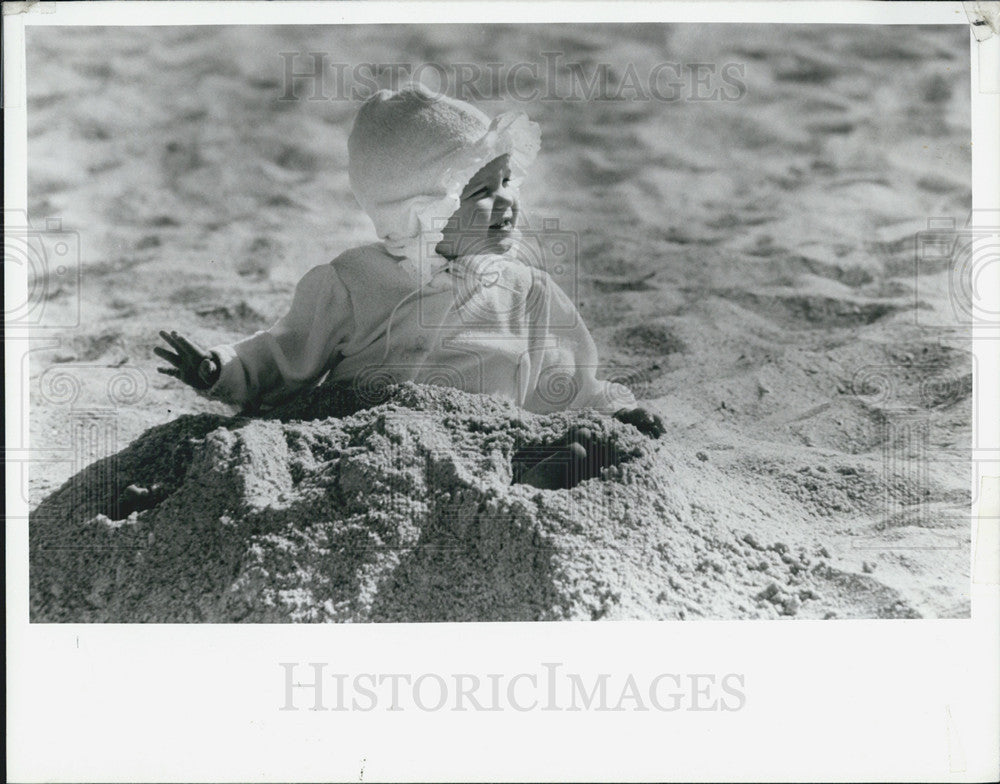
[27,24,972,619]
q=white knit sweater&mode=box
[208,243,635,414]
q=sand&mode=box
[26,24,972,620]
[31,382,926,622]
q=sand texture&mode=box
[26,25,972,620]
[32,382,930,622]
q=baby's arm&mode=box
[524,268,664,437]
[158,264,353,409]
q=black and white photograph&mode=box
[6,1,999,781]
[22,18,975,622]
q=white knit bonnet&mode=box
[348,83,541,284]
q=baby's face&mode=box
[436,154,518,260]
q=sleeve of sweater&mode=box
[205,263,353,409]
[521,268,637,414]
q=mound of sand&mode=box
[30,382,922,622]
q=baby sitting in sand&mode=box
[156,84,663,487]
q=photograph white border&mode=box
[5,2,998,781]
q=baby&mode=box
[156,84,663,488]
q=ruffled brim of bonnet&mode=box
[384,111,541,283]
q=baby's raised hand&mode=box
[154,330,220,391]
[613,407,665,439]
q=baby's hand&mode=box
[154,330,220,391]
[613,407,665,439]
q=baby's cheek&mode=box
[473,205,494,230]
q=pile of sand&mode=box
[30,383,922,622]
